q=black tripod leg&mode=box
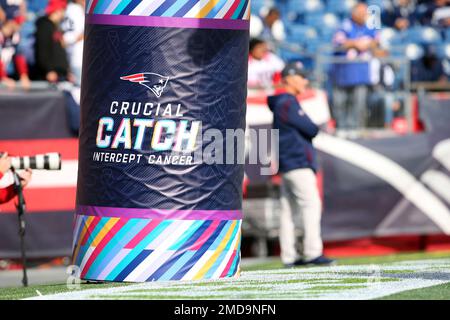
[18,217,28,287]
[13,170,28,287]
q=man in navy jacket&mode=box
[268,62,334,267]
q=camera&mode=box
[0,152,62,170]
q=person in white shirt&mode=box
[61,0,84,86]
[247,38,285,89]
[432,5,450,27]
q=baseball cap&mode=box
[281,61,309,79]
[46,0,67,15]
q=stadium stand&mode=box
[0,0,446,88]
[250,0,449,82]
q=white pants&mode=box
[279,168,323,263]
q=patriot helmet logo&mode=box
[120,73,170,98]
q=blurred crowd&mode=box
[0,0,84,90]
[248,0,450,130]
[1,0,449,131]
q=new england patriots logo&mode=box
[120,73,170,98]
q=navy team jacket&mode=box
[267,92,319,173]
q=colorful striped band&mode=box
[77,205,243,220]
[86,14,249,29]
[72,214,241,281]
[76,0,246,282]
[87,0,251,20]
[85,0,250,29]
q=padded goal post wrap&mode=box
[72,0,249,282]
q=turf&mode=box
[379,282,450,300]
[0,251,449,300]
[0,282,131,300]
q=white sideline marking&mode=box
[25,258,450,300]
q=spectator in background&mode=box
[418,0,449,25]
[0,0,27,25]
[267,62,334,267]
[247,38,285,89]
[250,8,286,42]
[0,6,6,24]
[0,0,30,90]
[367,59,397,128]
[411,46,447,82]
[383,0,418,31]
[62,0,84,86]
[34,0,70,83]
[332,2,380,130]
[431,0,450,27]
[0,19,30,90]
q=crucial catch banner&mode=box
[73,0,250,282]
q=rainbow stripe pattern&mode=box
[72,207,242,282]
[86,0,251,20]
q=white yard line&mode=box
[26,258,450,300]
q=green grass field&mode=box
[1,251,450,300]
